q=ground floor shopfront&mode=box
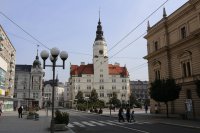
[0,96,14,111]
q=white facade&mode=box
[63,82,72,108]
[70,19,130,105]
[43,81,64,107]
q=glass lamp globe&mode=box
[60,51,68,60]
[50,47,60,58]
[40,50,49,60]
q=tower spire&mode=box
[95,10,104,41]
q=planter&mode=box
[27,115,35,119]
[54,124,68,131]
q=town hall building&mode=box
[69,18,130,106]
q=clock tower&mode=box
[93,17,109,89]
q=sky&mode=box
[0,0,188,83]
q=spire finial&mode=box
[37,45,39,56]
[99,7,101,23]
[99,7,101,22]
[147,21,150,30]
[163,7,167,18]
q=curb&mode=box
[160,122,200,129]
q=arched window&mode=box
[178,50,192,77]
[152,60,161,80]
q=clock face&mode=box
[99,50,103,55]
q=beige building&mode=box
[144,0,200,118]
[0,25,16,111]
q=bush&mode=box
[54,110,69,125]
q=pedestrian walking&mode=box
[118,108,125,122]
[18,106,23,118]
[126,108,131,122]
[130,110,135,122]
[145,104,148,114]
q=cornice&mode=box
[145,1,196,39]
[144,28,200,60]
[144,46,168,60]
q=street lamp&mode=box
[40,47,68,133]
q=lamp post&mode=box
[84,97,89,112]
[74,99,78,110]
[40,47,68,133]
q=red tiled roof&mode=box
[70,64,129,77]
[108,64,129,77]
[70,64,94,76]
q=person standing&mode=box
[18,106,23,118]
[0,104,2,116]
[126,108,131,122]
[155,104,158,114]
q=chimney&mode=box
[81,62,85,65]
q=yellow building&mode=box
[144,0,200,118]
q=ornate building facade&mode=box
[144,0,200,117]
[14,51,44,109]
[69,18,130,107]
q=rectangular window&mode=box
[187,62,191,76]
[112,86,116,90]
[154,41,158,51]
[100,79,104,82]
[182,61,192,77]
[182,63,187,77]
[99,85,104,90]
[181,27,186,39]
[112,79,116,82]
[87,86,91,90]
